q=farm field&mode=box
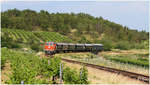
[1,28,149,84]
[55,49,149,76]
[2,28,73,43]
[1,48,89,84]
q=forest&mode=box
[1,9,149,50]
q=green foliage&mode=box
[78,36,90,43]
[63,67,79,84]
[141,40,149,49]
[63,66,89,84]
[103,55,149,68]
[2,28,73,50]
[30,43,43,52]
[2,48,89,84]
[100,37,114,51]
[1,48,7,69]
[2,48,44,84]
[34,31,73,43]
[79,66,89,84]
[1,33,21,49]
[41,57,61,78]
[115,41,130,50]
[110,57,149,67]
[1,9,149,47]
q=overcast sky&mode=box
[1,1,149,32]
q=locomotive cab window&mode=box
[46,43,49,46]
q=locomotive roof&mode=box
[92,44,103,46]
[57,43,69,45]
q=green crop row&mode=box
[1,48,88,84]
[2,29,40,43]
[2,28,73,44]
[34,31,73,43]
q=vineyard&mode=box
[1,28,149,84]
[2,28,73,43]
[1,28,87,84]
[2,29,40,43]
[1,48,89,84]
[34,31,73,43]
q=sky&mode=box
[1,1,149,32]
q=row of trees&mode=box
[1,9,149,50]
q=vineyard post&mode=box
[59,63,63,84]
[80,66,83,81]
[48,59,50,65]
[21,80,24,84]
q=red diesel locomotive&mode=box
[44,41,103,55]
[44,42,56,55]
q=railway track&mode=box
[62,58,149,84]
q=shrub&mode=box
[79,66,89,84]
[115,41,130,50]
[31,43,42,52]
[11,42,21,48]
[63,66,89,84]
[100,37,115,51]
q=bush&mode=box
[11,42,21,48]
[63,66,89,84]
[100,37,115,51]
[79,66,89,84]
[63,67,79,84]
[115,41,130,50]
[31,43,42,52]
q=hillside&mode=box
[2,28,73,42]
[1,9,149,50]
[1,28,73,51]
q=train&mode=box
[44,41,103,55]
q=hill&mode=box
[1,9,149,50]
[1,28,73,51]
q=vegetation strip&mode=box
[62,58,149,83]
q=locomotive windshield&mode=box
[50,42,54,46]
[45,42,54,46]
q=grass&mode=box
[101,49,149,68]
[102,55,149,67]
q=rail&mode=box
[62,58,149,84]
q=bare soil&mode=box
[1,61,12,84]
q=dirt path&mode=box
[1,61,12,84]
[63,61,147,84]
